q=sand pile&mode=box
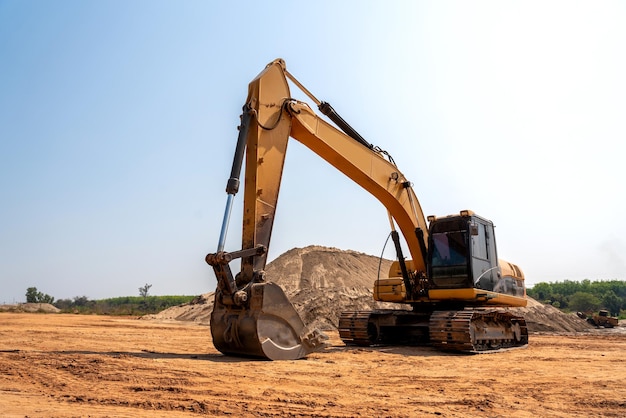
[0,303,61,313]
[146,245,593,333]
[510,297,593,332]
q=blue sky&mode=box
[1,1,625,302]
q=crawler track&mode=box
[429,309,528,353]
[338,311,373,346]
[339,309,528,353]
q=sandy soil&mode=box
[1,313,625,418]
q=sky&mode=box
[1,1,625,303]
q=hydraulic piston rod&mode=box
[216,106,252,252]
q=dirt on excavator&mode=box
[2,246,625,417]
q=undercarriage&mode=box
[339,308,528,353]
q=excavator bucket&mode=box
[210,282,328,360]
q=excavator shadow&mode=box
[326,344,456,358]
[19,345,466,362]
[48,350,265,363]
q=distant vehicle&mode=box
[581,310,619,328]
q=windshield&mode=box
[431,231,468,267]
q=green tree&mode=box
[602,290,622,317]
[25,287,55,304]
[528,282,553,301]
[54,298,73,310]
[25,287,39,303]
[73,296,90,306]
[551,293,568,309]
[568,292,601,313]
[38,293,54,304]
[139,283,152,298]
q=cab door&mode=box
[470,219,497,290]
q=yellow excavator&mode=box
[206,59,528,360]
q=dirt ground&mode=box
[1,313,625,417]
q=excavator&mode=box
[206,59,528,360]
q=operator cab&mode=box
[427,210,523,297]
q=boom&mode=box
[237,58,428,282]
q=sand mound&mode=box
[0,303,61,313]
[509,296,592,332]
[146,245,593,333]
[143,293,214,323]
[265,246,393,291]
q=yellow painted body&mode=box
[373,277,406,302]
[427,288,527,307]
[375,259,527,307]
[374,279,526,307]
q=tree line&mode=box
[53,295,195,315]
[24,286,195,315]
[527,279,625,317]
